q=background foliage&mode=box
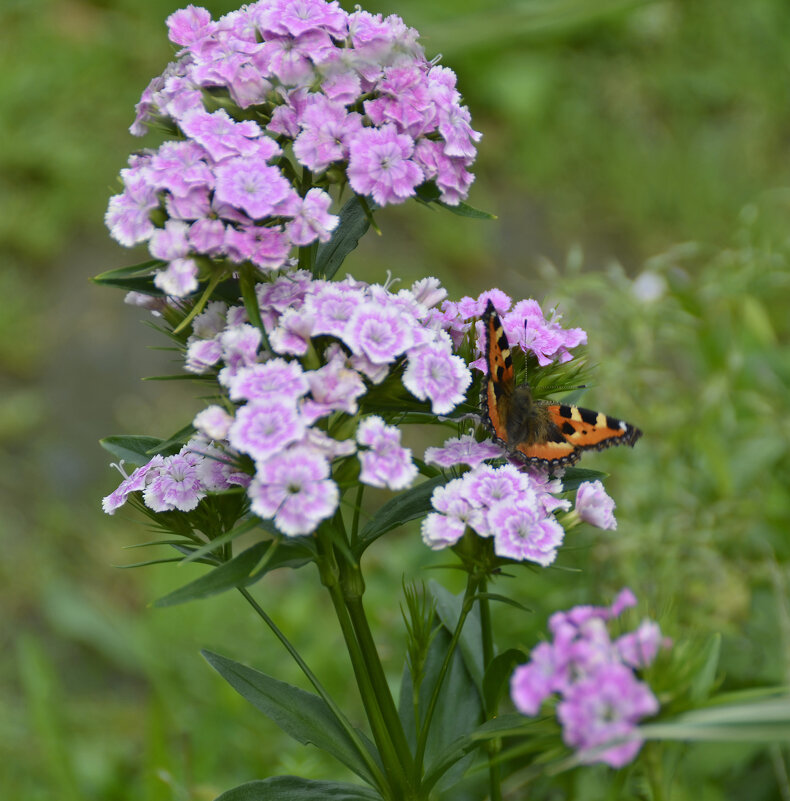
[2,0,789,798]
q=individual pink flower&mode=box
[575,480,617,530]
[228,401,305,462]
[166,5,214,46]
[143,452,206,512]
[343,302,414,364]
[356,416,417,490]
[346,124,424,205]
[154,257,199,296]
[488,498,565,566]
[218,323,262,378]
[301,353,366,424]
[248,446,339,536]
[193,405,234,440]
[286,189,339,245]
[227,359,310,403]
[424,434,505,469]
[214,158,295,219]
[402,341,471,414]
[102,455,165,514]
[269,308,315,356]
[421,477,483,549]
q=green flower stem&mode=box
[478,578,503,801]
[414,572,481,774]
[316,534,412,800]
[172,269,224,335]
[236,587,388,794]
[239,264,270,351]
[343,588,417,782]
[325,577,413,800]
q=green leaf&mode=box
[474,593,529,612]
[154,539,313,607]
[91,260,164,293]
[414,182,496,219]
[99,435,178,465]
[214,776,383,801]
[355,476,447,554]
[560,467,608,492]
[430,580,484,692]
[689,633,721,702]
[203,651,382,786]
[399,626,483,792]
[482,649,527,716]
[314,195,370,279]
[641,696,790,742]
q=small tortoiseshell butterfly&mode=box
[481,300,642,467]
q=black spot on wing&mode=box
[561,421,575,436]
[558,405,573,419]
[606,415,622,431]
[579,407,598,426]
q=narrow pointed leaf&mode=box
[100,435,171,465]
[482,649,527,715]
[214,776,383,801]
[314,195,370,279]
[560,467,607,492]
[355,476,447,553]
[204,651,382,786]
[154,539,313,606]
[92,260,164,292]
[430,580,484,692]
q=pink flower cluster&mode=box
[102,439,250,515]
[106,0,479,296]
[510,589,669,767]
[421,462,570,566]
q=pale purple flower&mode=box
[165,185,212,220]
[179,108,271,162]
[189,218,226,256]
[343,302,414,364]
[301,352,366,424]
[193,405,234,440]
[292,96,363,171]
[424,434,504,469]
[347,124,424,205]
[148,140,213,198]
[422,477,483,549]
[510,642,561,716]
[102,455,165,514]
[557,664,659,768]
[421,512,467,550]
[287,189,339,245]
[488,498,565,566]
[506,299,587,367]
[154,258,199,296]
[616,621,666,670]
[255,0,348,38]
[411,276,447,309]
[191,301,228,339]
[228,400,305,462]
[185,337,223,373]
[356,416,417,490]
[149,220,191,260]
[167,5,214,46]
[105,170,159,247]
[228,359,309,403]
[248,446,339,536]
[302,428,357,461]
[465,463,527,510]
[225,225,291,271]
[143,452,206,512]
[214,158,294,219]
[402,341,471,414]
[257,270,313,314]
[269,308,315,356]
[306,283,366,338]
[218,323,262,378]
[575,480,617,530]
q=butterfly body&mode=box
[481,301,642,467]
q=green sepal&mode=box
[482,648,528,716]
[179,516,272,564]
[214,777,383,801]
[354,475,447,556]
[100,434,180,465]
[314,195,371,279]
[203,651,383,787]
[91,259,165,293]
[153,539,314,607]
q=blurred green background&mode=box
[2,0,790,798]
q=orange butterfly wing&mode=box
[481,301,642,467]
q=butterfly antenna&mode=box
[539,383,588,393]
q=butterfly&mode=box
[480,300,642,467]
